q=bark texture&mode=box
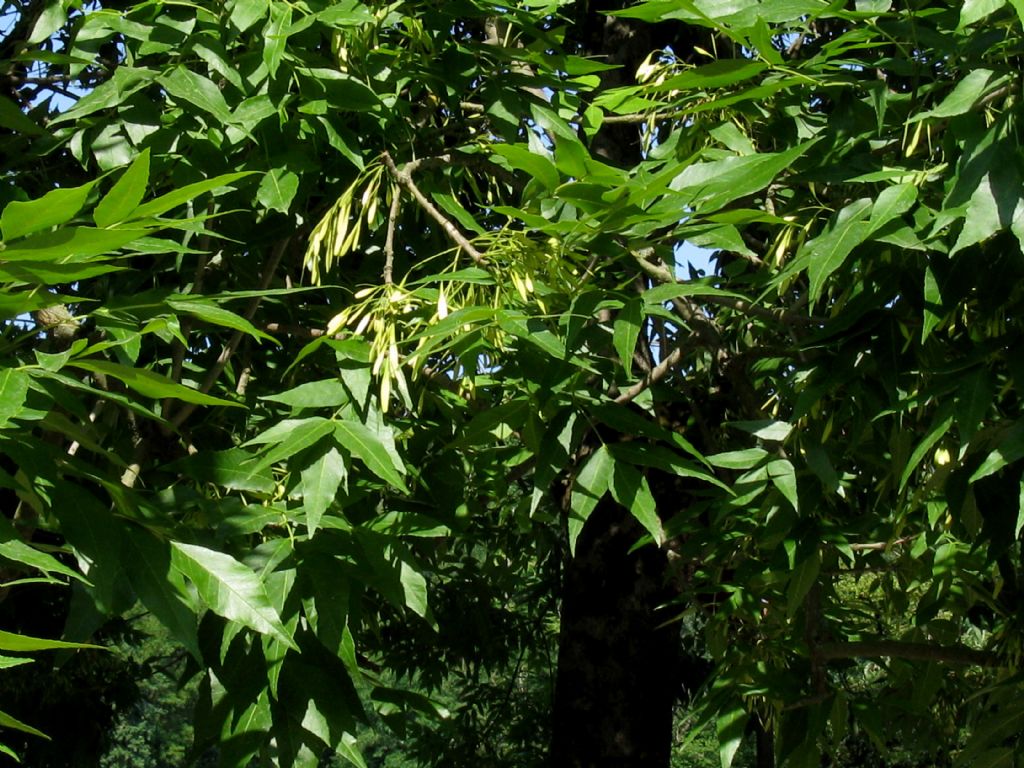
[550,499,681,767]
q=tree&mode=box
[2,0,1024,766]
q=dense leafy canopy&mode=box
[2,0,1024,765]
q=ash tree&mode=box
[1,0,1024,766]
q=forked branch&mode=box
[382,151,485,265]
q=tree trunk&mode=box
[548,8,726,765]
[550,499,682,767]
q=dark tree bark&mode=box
[550,498,682,767]
[548,8,739,765]
[549,8,687,767]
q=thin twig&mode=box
[816,640,1001,667]
[382,151,486,265]
[264,322,327,338]
[168,238,290,429]
[614,344,686,404]
[383,187,401,285]
[602,110,689,124]
[165,204,210,413]
[848,536,915,552]
[633,248,823,326]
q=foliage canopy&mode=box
[2,0,1024,765]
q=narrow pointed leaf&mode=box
[68,360,242,407]
[332,421,407,491]
[94,149,151,227]
[300,446,347,535]
[171,542,297,649]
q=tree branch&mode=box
[633,248,823,327]
[383,186,400,285]
[168,238,289,429]
[816,640,1002,668]
[614,344,686,404]
[382,151,486,265]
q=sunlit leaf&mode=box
[171,542,297,649]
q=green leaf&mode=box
[49,67,157,125]
[613,297,643,378]
[0,523,90,585]
[67,360,242,407]
[261,379,350,408]
[123,525,201,659]
[0,655,33,670]
[496,312,566,360]
[804,198,873,301]
[0,94,44,135]
[27,0,66,44]
[569,445,614,555]
[729,420,792,442]
[128,172,255,220]
[922,263,943,343]
[607,443,728,491]
[0,369,30,429]
[911,69,1003,120]
[951,165,1024,256]
[332,421,408,492]
[302,68,380,111]
[0,740,18,761]
[1,182,94,241]
[171,542,297,649]
[399,560,429,619]
[707,448,770,469]
[263,2,293,78]
[957,369,994,442]
[670,140,816,210]
[716,702,748,768]
[159,67,233,123]
[959,0,1007,29]
[643,282,748,304]
[898,410,954,493]
[490,144,560,191]
[0,259,127,285]
[93,149,151,227]
[165,296,275,342]
[970,420,1024,482]
[610,463,664,544]
[300,446,347,535]
[245,417,335,472]
[257,168,300,214]
[867,183,917,235]
[336,732,369,768]
[0,226,149,262]
[786,549,820,617]
[168,448,275,493]
[228,0,269,31]
[0,629,103,653]
[658,59,767,92]
[0,708,48,740]
[316,1,374,26]
[767,459,799,512]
